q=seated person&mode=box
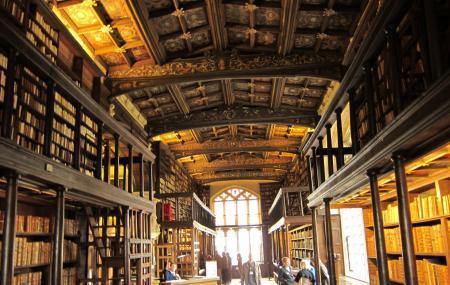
[162,261,176,281]
[295,260,315,285]
[170,263,181,280]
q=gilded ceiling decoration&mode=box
[53,0,154,68]
[50,0,366,183]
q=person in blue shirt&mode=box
[162,261,176,281]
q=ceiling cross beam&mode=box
[221,80,234,105]
[314,0,337,53]
[205,0,227,50]
[108,52,342,96]
[270,78,286,109]
[186,156,293,174]
[245,1,257,48]
[146,105,318,136]
[278,0,301,55]
[171,138,301,158]
[196,170,285,183]
[166,84,190,115]
[171,0,194,53]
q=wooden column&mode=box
[128,144,133,194]
[335,107,345,169]
[95,122,103,180]
[385,26,402,116]
[152,141,161,195]
[324,198,336,285]
[363,63,376,139]
[43,82,56,157]
[392,153,418,285]
[311,147,319,189]
[348,89,359,154]
[73,105,82,170]
[0,171,18,285]
[317,137,326,183]
[148,161,153,200]
[92,76,102,103]
[123,207,131,285]
[1,50,17,139]
[123,161,127,191]
[305,155,313,192]
[325,124,334,176]
[114,134,120,187]
[368,170,389,285]
[52,188,65,285]
[104,140,111,183]
[311,207,321,285]
[423,0,442,81]
[139,153,144,197]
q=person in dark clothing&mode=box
[277,257,295,285]
[294,260,315,285]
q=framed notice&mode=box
[205,261,217,277]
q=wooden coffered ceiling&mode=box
[154,123,307,184]
[51,0,367,183]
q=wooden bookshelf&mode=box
[363,177,450,284]
[288,224,314,269]
[260,182,281,225]
[156,226,211,278]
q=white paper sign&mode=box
[205,261,218,277]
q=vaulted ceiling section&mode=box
[52,0,367,183]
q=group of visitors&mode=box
[278,257,329,285]
[161,261,181,281]
[216,252,262,285]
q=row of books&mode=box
[63,267,77,285]
[12,272,42,285]
[55,92,76,116]
[384,227,401,252]
[64,240,78,262]
[1,0,25,24]
[412,225,445,253]
[0,51,7,103]
[389,258,449,284]
[54,103,76,126]
[382,192,450,225]
[52,120,75,144]
[291,239,312,249]
[15,132,44,153]
[385,225,445,254]
[416,258,449,285]
[25,13,58,63]
[65,218,79,236]
[81,113,98,133]
[388,257,404,281]
[291,249,313,260]
[16,214,51,233]
[14,237,51,267]
[290,228,312,239]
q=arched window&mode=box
[214,188,261,226]
[213,188,263,264]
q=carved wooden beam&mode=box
[171,138,301,158]
[146,105,318,136]
[221,80,234,105]
[270,78,287,109]
[167,84,190,114]
[205,0,227,50]
[185,156,293,174]
[128,0,167,64]
[195,170,285,183]
[107,52,343,97]
[278,0,301,55]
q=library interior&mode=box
[0,0,449,284]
